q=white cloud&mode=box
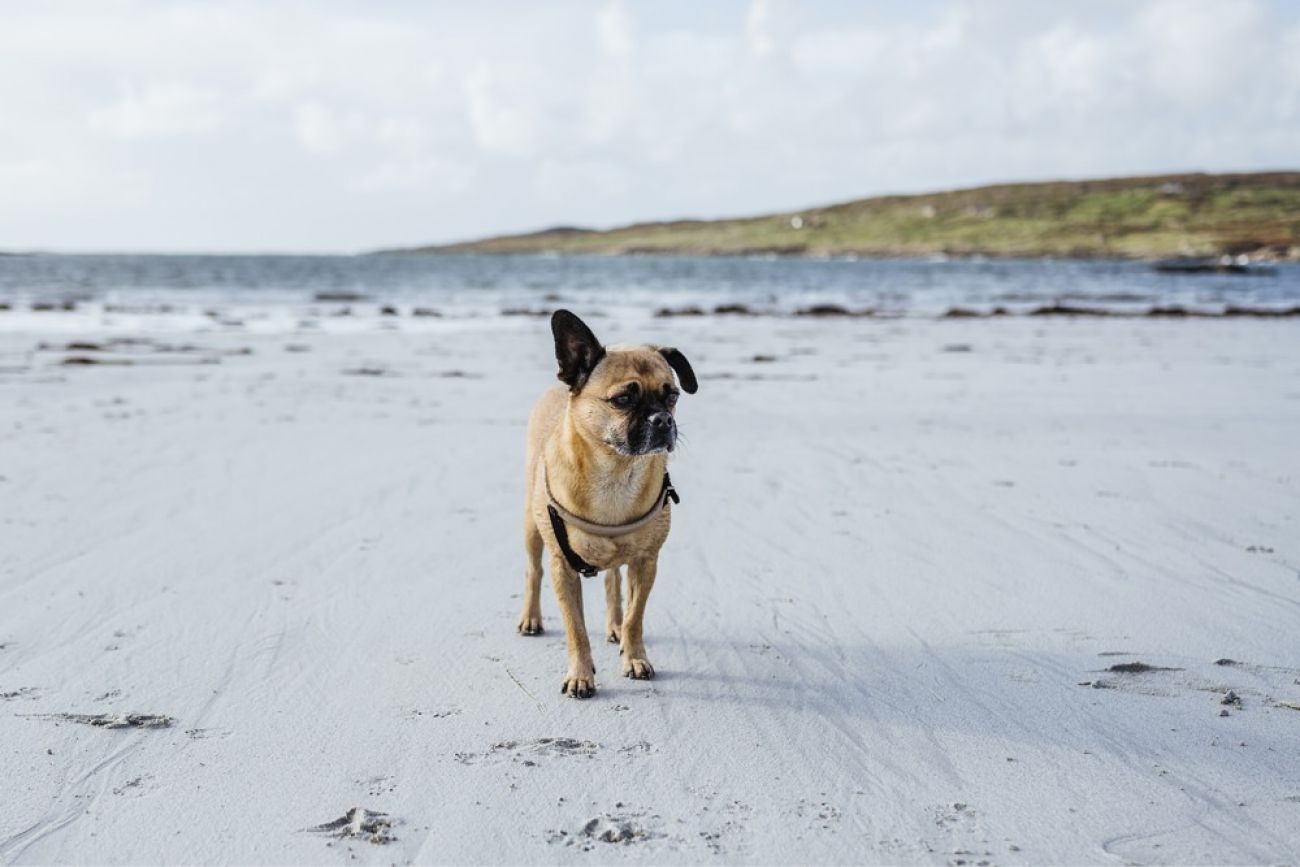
[292,103,365,156]
[746,0,775,57]
[535,158,630,204]
[598,1,634,59]
[1139,0,1262,106]
[0,0,1295,252]
[354,155,471,194]
[465,61,551,157]
[88,80,229,139]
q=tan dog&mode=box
[517,310,697,698]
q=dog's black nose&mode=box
[649,412,672,431]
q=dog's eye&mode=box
[610,393,634,408]
[664,390,678,407]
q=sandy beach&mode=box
[2,312,1299,864]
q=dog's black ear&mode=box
[658,347,698,394]
[551,310,605,392]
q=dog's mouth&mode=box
[639,423,676,455]
[606,424,676,456]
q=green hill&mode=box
[389,172,1300,259]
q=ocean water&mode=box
[1,253,1298,332]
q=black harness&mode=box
[546,472,679,577]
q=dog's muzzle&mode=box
[644,411,676,453]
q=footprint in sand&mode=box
[546,807,663,851]
[456,737,606,766]
[307,808,398,845]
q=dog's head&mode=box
[551,310,697,456]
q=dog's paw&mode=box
[622,657,655,680]
[517,615,544,636]
[606,622,622,644]
[561,672,597,699]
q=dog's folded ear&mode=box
[552,310,606,393]
[658,347,698,394]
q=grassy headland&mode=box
[388,172,1300,259]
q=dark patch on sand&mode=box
[41,337,250,356]
[1104,662,1182,674]
[103,303,181,314]
[185,727,233,740]
[113,776,146,794]
[342,366,393,377]
[403,707,461,721]
[657,302,1300,319]
[40,340,105,351]
[1,687,39,701]
[795,304,875,317]
[31,299,78,312]
[22,712,175,729]
[40,337,248,368]
[1082,660,1185,691]
[313,291,369,302]
[944,306,1010,318]
[307,807,397,845]
[941,304,1300,319]
[61,356,134,366]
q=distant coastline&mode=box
[380,171,1300,261]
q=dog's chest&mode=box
[565,511,671,571]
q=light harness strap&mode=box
[544,469,679,578]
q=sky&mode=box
[1,0,1298,253]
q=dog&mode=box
[517,310,697,698]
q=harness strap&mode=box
[547,504,600,577]
[545,470,679,577]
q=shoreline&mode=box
[3,299,1300,334]
[384,246,1300,263]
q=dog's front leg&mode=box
[604,567,623,644]
[620,556,658,679]
[517,512,545,635]
[550,555,597,698]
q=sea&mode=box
[2,253,1298,332]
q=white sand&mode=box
[1,315,1299,864]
